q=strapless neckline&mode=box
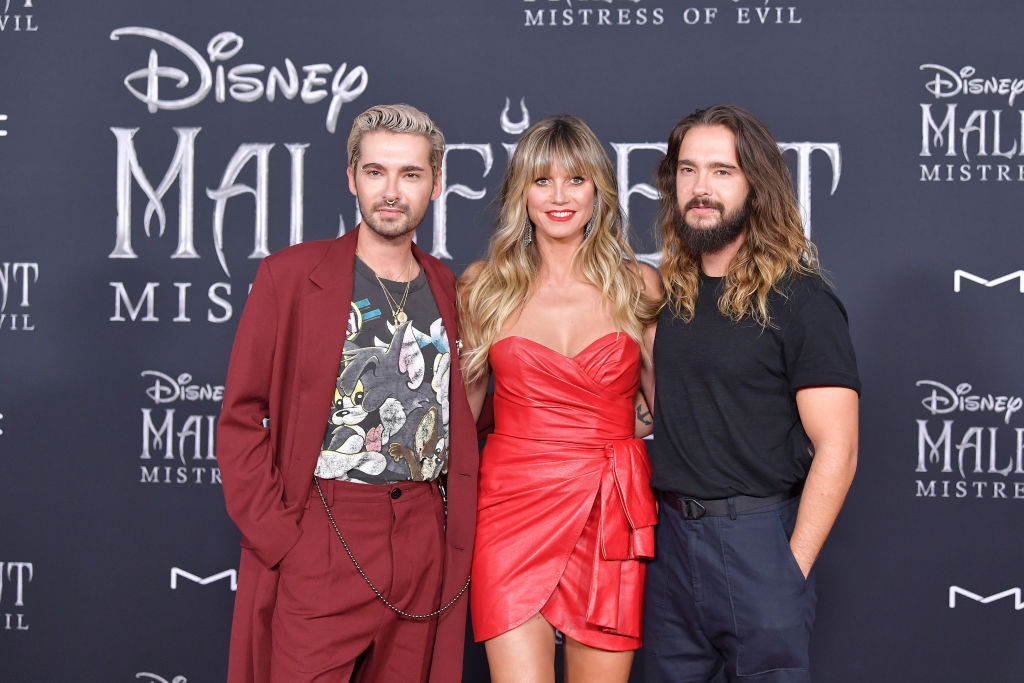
[492,331,633,360]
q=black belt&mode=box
[659,490,793,519]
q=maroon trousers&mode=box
[270,478,446,682]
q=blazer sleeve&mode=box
[217,259,302,569]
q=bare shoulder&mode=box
[632,261,664,296]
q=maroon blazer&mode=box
[217,227,478,683]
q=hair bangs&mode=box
[526,123,597,183]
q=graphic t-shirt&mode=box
[314,257,450,484]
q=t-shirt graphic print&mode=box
[314,261,450,484]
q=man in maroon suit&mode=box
[217,103,478,683]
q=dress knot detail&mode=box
[586,438,658,637]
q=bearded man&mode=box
[640,105,860,683]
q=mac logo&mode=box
[169,567,237,591]
[948,585,1024,610]
[953,270,1024,293]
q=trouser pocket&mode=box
[719,499,816,676]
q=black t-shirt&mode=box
[650,271,861,499]
[314,257,451,484]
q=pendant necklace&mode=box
[376,272,412,324]
[360,251,414,325]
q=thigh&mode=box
[563,635,634,683]
[718,499,815,681]
[354,482,447,683]
[484,613,557,683]
[270,489,391,682]
[640,506,724,683]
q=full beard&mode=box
[676,195,751,255]
[357,197,427,240]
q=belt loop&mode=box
[727,496,738,520]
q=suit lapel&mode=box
[287,230,359,493]
[302,232,358,381]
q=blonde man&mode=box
[218,104,477,683]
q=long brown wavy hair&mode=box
[459,115,662,383]
[657,105,820,326]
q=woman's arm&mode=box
[634,389,654,438]
[457,260,490,423]
[637,263,664,415]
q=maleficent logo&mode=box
[0,1,39,33]
[522,0,665,27]
[0,561,32,631]
[521,0,803,28]
[919,63,1024,183]
[107,97,839,317]
[0,261,38,331]
[914,380,1024,501]
[138,370,222,485]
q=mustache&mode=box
[373,200,408,212]
[683,197,725,213]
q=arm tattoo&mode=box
[635,404,652,426]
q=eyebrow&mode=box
[677,158,740,171]
[360,162,427,173]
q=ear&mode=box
[347,165,358,196]
[430,170,443,201]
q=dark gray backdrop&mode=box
[1,1,1021,681]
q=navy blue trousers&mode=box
[640,496,816,682]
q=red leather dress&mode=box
[470,332,657,650]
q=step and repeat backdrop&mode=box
[1,1,1021,680]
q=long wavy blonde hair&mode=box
[657,105,820,327]
[459,115,661,383]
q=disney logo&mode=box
[142,370,224,405]
[110,27,368,133]
[920,64,1024,107]
[917,380,1023,424]
[136,674,187,683]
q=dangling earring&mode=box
[522,219,533,248]
[583,199,597,238]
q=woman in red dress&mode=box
[458,115,663,682]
